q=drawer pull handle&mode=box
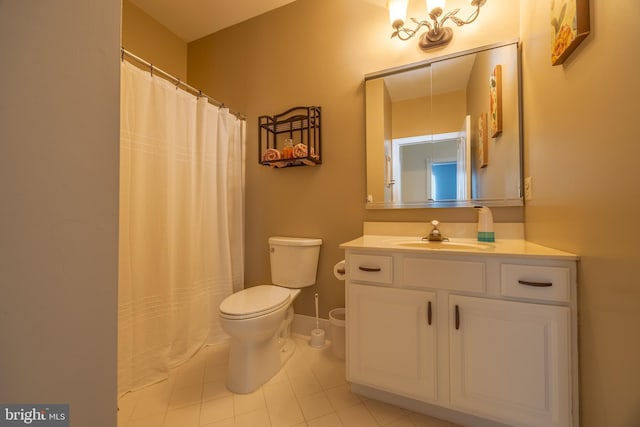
[455,304,460,330]
[518,280,553,287]
[427,301,432,325]
[358,266,381,272]
[336,267,346,274]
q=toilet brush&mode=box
[309,292,326,348]
[315,293,320,330]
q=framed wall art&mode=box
[551,0,590,65]
[490,64,502,137]
[477,113,488,168]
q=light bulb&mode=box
[387,0,408,27]
[426,0,446,13]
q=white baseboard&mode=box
[351,383,511,427]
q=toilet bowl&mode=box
[220,285,299,393]
[219,236,322,394]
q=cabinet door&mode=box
[347,283,437,402]
[449,295,571,427]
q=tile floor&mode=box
[117,334,461,427]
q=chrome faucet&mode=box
[423,220,448,242]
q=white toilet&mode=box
[219,236,322,394]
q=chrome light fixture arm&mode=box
[391,17,432,41]
[443,0,484,27]
[389,0,487,50]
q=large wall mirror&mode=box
[365,40,523,208]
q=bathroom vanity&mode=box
[340,234,578,427]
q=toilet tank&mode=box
[269,236,322,288]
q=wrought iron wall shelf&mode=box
[259,106,321,168]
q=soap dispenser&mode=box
[476,206,495,242]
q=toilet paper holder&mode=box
[333,260,346,281]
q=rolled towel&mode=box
[262,148,282,162]
[293,143,308,158]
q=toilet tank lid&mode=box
[269,236,323,247]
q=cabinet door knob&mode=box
[427,301,432,325]
[455,304,460,330]
[358,266,381,272]
[518,279,553,287]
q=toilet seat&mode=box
[220,285,291,320]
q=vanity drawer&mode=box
[402,258,485,292]
[501,264,570,302]
[348,254,393,284]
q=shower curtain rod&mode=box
[121,47,246,120]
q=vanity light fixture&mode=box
[388,0,487,50]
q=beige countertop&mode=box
[340,235,579,261]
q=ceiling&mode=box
[383,53,476,101]
[128,0,298,42]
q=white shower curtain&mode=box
[118,60,245,395]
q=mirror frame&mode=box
[364,39,523,209]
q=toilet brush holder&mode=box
[309,292,326,348]
[310,328,326,348]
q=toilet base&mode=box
[221,293,301,394]
[226,336,297,394]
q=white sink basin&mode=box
[396,240,494,251]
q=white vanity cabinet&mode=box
[348,283,437,402]
[342,239,578,427]
[449,295,571,427]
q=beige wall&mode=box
[187,0,520,318]
[521,1,640,426]
[0,0,120,425]
[365,78,389,203]
[466,44,521,200]
[122,0,187,79]
[392,91,467,138]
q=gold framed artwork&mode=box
[551,0,590,65]
[477,113,488,168]
[489,65,502,137]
